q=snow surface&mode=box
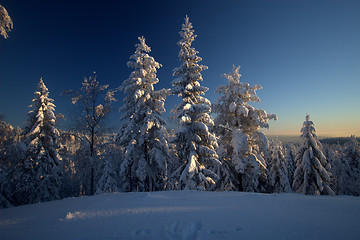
[1,191,359,240]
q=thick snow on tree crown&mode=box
[213,66,277,192]
[22,78,61,167]
[298,115,327,162]
[126,36,161,75]
[121,36,163,101]
[170,16,220,191]
[118,36,169,192]
[120,36,167,123]
[172,16,208,100]
[214,65,277,131]
[0,4,13,39]
[24,78,57,137]
[293,114,334,195]
[299,114,321,149]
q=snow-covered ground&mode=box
[0,191,359,240]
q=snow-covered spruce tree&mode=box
[0,142,27,207]
[19,78,62,204]
[211,155,239,191]
[0,120,20,208]
[0,4,13,39]
[329,144,351,195]
[269,141,291,193]
[95,135,121,195]
[95,155,119,194]
[292,115,334,195]
[64,73,116,195]
[213,65,276,192]
[0,118,26,207]
[118,36,169,192]
[341,136,360,195]
[284,143,296,187]
[171,16,220,190]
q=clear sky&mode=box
[0,0,359,137]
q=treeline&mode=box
[1,115,359,209]
[1,16,359,208]
[320,137,360,145]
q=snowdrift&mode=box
[1,191,359,240]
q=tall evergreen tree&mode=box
[269,141,291,193]
[118,36,169,192]
[19,78,62,204]
[94,134,122,195]
[293,115,334,195]
[171,16,220,190]
[95,159,119,194]
[284,143,296,187]
[213,65,276,192]
[329,144,351,195]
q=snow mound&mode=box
[1,191,359,240]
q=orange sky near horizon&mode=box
[264,115,360,137]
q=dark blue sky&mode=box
[1,0,359,136]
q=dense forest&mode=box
[1,13,359,208]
